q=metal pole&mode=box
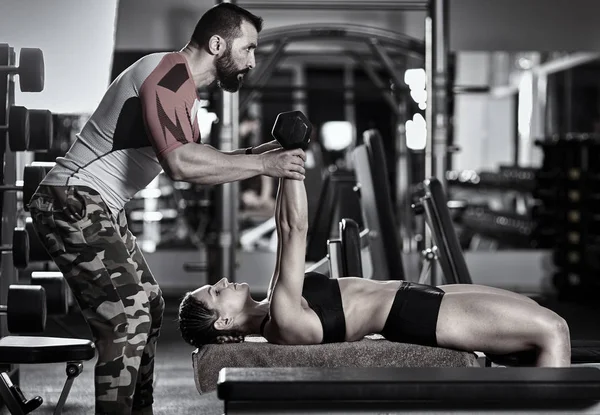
[217,91,240,283]
[368,38,406,92]
[239,1,429,11]
[0,43,19,384]
[240,39,288,113]
[426,0,449,183]
[348,53,401,116]
[292,64,307,114]
[215,0,239,283]
[343,63,356,146]
[425,0,449,286]
[0,46,16,334]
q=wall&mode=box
[114,0,407,51]
[453,52,515,172]
[402,0,600,51]
[0,0,118,114]
[115,0,600,52]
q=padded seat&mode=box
[0,336,95,364]
[193,335,479,394]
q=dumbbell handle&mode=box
[0,184,22,191]
[0,65,19,73]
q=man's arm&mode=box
[162,144,306,185]
[162,144,265,185]
[203,139,281,156]
[138,57,297,186]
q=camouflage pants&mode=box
[29,185,165,415]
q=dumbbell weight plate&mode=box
[12,228,29,269]
[27,109,53,151]
[8,106,30,152]
[30,272,68,315]
[26,220,50,262]
[18,48,44,93]
[7,285,46,333]
[23,164,52,211]
[0,44,9,62]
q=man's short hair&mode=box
[191,3,263,49]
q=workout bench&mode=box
[218,366,600,414]
[0,273,95,415]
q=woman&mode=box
[179,178,571,367]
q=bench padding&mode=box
[192,335,478,394]
[0,336,95,364]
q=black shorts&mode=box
[380,281,445,347]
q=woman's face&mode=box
[192,278,251,326]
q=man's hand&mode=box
[259,148,306,180]
[252,140,282,154]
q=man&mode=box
[28,3,305,415]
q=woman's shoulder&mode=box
[263,309,323,345]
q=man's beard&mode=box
[216,50,247,93]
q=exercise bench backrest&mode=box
[306,168,362,262]
[339,218,363,277]
[353,130,405,280]
[422,178,473,285]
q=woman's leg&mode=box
[436,292,571,367]
[438,284,539,306]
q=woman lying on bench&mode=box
[178,178,571,367]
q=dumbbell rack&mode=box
[0,44,20,387]
[535,136,600,298]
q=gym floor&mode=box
[1,292,599,415]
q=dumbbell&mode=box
[0,284,46,333]
[271,110,312,150]
[0,46,45,92]
[0,162,55,211]
[0,106,54,152]
[26,219,51,263]
[30,272,70,315]
[0,228,30,269]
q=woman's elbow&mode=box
[278,219,309,234]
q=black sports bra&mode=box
[260,272,346,343]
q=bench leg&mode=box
[0,372,26,415]
[54,362,83,415]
